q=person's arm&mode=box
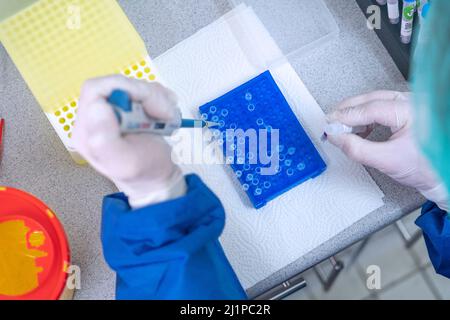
[101,174,247,300]
[415,202,450,279]
[326,90,449,277]
[72,76,246,299]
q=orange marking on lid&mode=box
[0,220,47,296]
[63,261,69,273]
[46,209,55,219]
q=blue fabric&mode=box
[416,201,450,278]
[101,174,247,300]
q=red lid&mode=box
[0,187,70,300]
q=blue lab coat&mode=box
[101,174,247,299]
[415,201,450,278]
[101,175,449,299]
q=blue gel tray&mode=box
[199,71,327,209]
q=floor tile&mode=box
[305,263,370,300]
[423,266,450,300]
[284,217,444,300]
[401,209,422,235]
[356,225,419,289]
[396,210,431,267]
[378,272,436,300]
[410,236,432,268]
[335,240,366,269]
[283,285,311,300]
[363,293,379,300]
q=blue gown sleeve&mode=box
[100,174,247,300]
[415,201,450,278]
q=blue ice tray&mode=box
[199,71,327,209]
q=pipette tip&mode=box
[205,121,220,128]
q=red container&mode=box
[0,187,71,300]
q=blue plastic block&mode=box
[199,71,327,209]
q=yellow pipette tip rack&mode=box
[47,57,160,164]
[0,0,159,163]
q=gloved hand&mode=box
[327,90,449,212]
[73,75,186,208]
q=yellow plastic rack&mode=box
[0,0,158,163]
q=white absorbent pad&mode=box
[155,5,384,289]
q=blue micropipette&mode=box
[107,89,218,135]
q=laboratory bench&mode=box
[0,0,423,299]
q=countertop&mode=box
[0,0,424,299]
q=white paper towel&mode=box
[155,5,384,289]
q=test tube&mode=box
[324,122,367,135]
[321,122,367,141]
[387,0,400,24]
[400,0,416,44]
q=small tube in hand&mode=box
[321,122,367,142]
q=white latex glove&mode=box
[327,90,449,212]
[73,75,187,208]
